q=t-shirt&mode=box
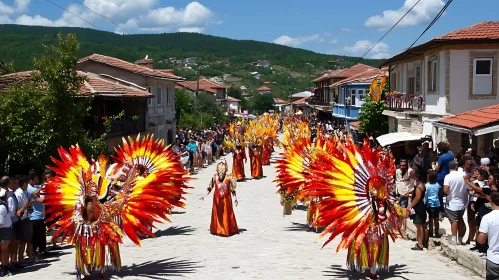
[395,168,414,196]
[443,170,469,211]
[187,142,197,155]
[425,182,441,208]
[479,210,499,264]
[437,151,455,183]
[28,184,45,220]
[0,202,12,228]
[15,188,29,220]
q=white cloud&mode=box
[9,1,217,34]
[0,0,30,22]
[178,27,203,33]
[343,40,390,59]
[364,0,445,30]
[330,39,338,44]
[273,34,323,47]
[341,27,352,32]
[0,14,12,24]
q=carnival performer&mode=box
[232,140,247,181]
[200,161,239,237]
[278,135,401,280]
[44,135,190,280]
[261,137,272,166]
[249,142,263,179]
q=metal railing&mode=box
[386,93,425,111]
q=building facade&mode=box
[77,54,183,146]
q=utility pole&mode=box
[195,62,200,98]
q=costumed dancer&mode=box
[279,136,401,279]
[232,139,247,181]
[44,135,190,280]
[261,137,271,166]
[249,142,263,179]
[200,161,239,237]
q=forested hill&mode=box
[0,24,381,71]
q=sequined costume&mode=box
[232,145,246,181]
[249,144,263,179]
[44,135,190,279]
[202,162,239,237]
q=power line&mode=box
[45,0,102,31]
[390,0,453,70]
[74,0,129,34]
[352,0,422,65]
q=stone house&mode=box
[380,21,499,154]
[76,54,184,146]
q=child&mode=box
[425,170,441,238]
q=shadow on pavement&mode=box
[113,257,202,279]
[14,250,72,275]
[171,211,186,215]
[285,222,323,233]
[323,264,411,280]
[293,205,308,211]
[154,226,196,237]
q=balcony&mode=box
[333,104,360,119]
[109,115,146,137]
[386,93,424,112]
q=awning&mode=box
[376,132,427,147]
[432,121,499,136]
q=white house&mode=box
[380,21,499,154]
[250,72,261,80]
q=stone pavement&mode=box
[10,148,483,280]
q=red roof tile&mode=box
[436,21,499,40]
[313,64,376,83]
[242,92,252,97]
[331,68,387,87]
[292,96,310,105]
[176,79,227,94]
[78,54,183,80]
[438,104,499,129]
[273,98,287,104]
[256,86,271,91]
[227,96,241,102]
[0,71,152,98]
[349,121,360,128]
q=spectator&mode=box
[433,141,454,218]
[396,159,413,232]
[0,185,14,277]
[443,160,469,245]
[17,173,34,264]
[28,170,46,257]
[460,156,477,245]
[7,176,21,270]
[425,170,441,238]
[470,170,491,252]
[408,169,426,250]
[477,191,499,280]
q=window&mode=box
[390,72,397,91]
[166,87,171,105]
[407,77,415,95]
[428,60,437,92]
[357,90,364,107]
[415,66,421,93]
[148,86,153,106]
[339,87,345,105]
[473,58,493,95]
[157,86,162,105]
[350,89,356,106]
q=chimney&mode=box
[135,58,154,69]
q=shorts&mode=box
[20,219,33,243]
[445,208,465,223]
[486,259,499,280]
[0,227,14,243]
[426,207,440,219]
[12,220,21,240]
[412,212,427,225]
[399,197,409,208]
[467,203,476,220]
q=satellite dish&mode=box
[145,55,148,59]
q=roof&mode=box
[0,71,152,98]
[176,79,228,94]
[227,96,241,102]
[349,121,360,128]
[331,68,387,87]
[242,92,252,97]
[382,22,499,66]
[256,86,271,91]
[273,98,287,104]
[313,64,376,83]
[291,91,313,98]
[292,96,310,105]
[78,54,184,81]
[437,104,499,130]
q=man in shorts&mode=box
[443,160,469,245]
[477,191,499,280]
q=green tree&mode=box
[249,94,275,114]
[358,96,388,138]
[0,33,113,175]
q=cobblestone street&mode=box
[11,149,483,280]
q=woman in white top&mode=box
[205,140,213,165]
[0,188,14,274]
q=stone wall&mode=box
[446,129,462,154]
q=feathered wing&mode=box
[108,135,190,245]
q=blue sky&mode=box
[1,0,498,59]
